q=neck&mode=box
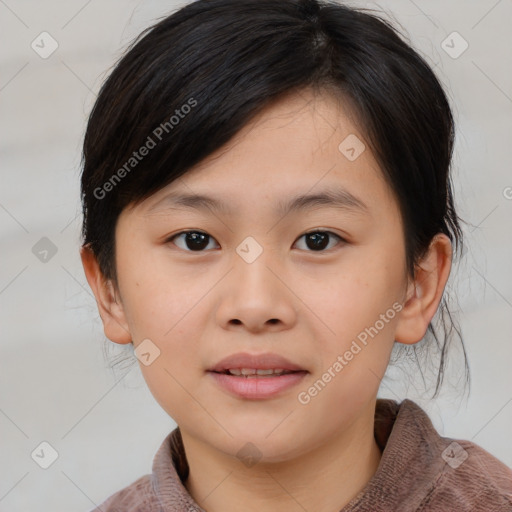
[180,402,382,512]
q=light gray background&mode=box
[1,0,511,510]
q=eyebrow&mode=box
[147,187,369,217]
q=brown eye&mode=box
[294,230,345,252]
[166,229,345,253]
[168,230,219,251]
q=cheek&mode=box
[311,249,404,372]
[128,300,206,421]
[137,356,195,426]
[319,254,402,328]
[116,245,199,338]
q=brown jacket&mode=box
[90,399,512,511]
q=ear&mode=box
[80,245,132,345]
[394,233,452,345]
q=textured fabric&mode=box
[90,399,512,511]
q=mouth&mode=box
[206,352,308,399]
[210,368,304,377]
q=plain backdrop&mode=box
[1,0,511,510]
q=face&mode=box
[106,89,412,462]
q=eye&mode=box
[166,229,345,253]
[294,230,345,252]
[167,230,219,252]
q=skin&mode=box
[81,88,452,512]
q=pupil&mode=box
[186,232,209,251]
[307,232,328,251]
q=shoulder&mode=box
[422,437,512,510]
[375,399,512,511]
[86,428,197,512]
[88,474,157,512]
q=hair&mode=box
[80,0,470,397]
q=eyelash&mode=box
[165,229,346,253]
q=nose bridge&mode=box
[232,234,278,292]
[214,234,296,331]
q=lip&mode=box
[206,352,308,400]
[207,371,308,399]
[207,352,306,373]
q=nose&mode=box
[215,248,298,333]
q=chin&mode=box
[221,427,307,466]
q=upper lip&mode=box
[207,352,307,372]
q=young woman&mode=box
[79,0,512,510]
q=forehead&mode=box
[136,88,397,220]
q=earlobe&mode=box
[80,245,133,345]
[394,234,452,345]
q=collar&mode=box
[150,399,446,511]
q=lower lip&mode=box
[207,371,308,399]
